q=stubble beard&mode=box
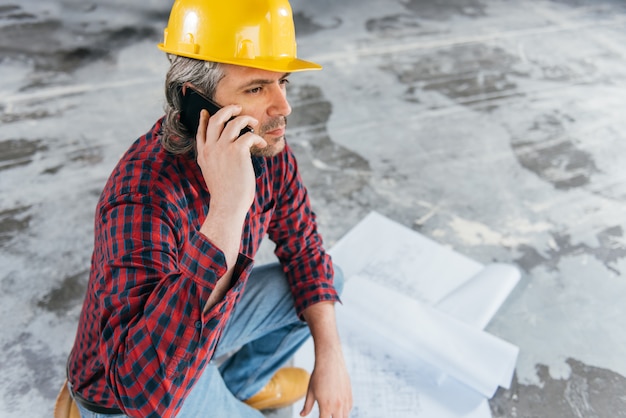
[250,116,287,158]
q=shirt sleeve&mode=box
[95,191,252,417]
[267,146,340,317]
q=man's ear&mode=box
[181,82,200,96]
[181,82,189,96]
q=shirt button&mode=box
[194,321,202,329]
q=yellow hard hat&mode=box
[158,0,322,72]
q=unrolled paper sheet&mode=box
[292,212,521,418]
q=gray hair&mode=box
[161,54,226,155]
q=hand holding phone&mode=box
[179,85,263,177]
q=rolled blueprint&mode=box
[336,275,519,398]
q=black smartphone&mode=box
[179,86,263,176]
[179,87,253,138]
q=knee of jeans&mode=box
[332,264,345,297]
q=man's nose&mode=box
[268,85,292,117]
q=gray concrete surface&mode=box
[2,0,626,417]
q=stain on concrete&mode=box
[293,12,341,36]
[142,8,171,23]
[515,225,626,274]
[425,69,518,102]
[511,111,599,190]
[382,43,600,191]
[289,84,370,176]
[491,358,626,418]
[515,139,598,189]
[1,109,57,124]
[68,145,104,166]
[515,244,550,273]
[0,138,47,171]
[366,14,423,38]
[594,226,626,268]
[538,62,596,83]
[0,206,32,247]
[37,270,88,315]
[0,5,161,75]
[0,4,36,20]
[0,137,88,174]
[287,82,376,239]
[1,332,62,405]
[290,84,334,128]
[402,0,488,20]
[550,0,626,8]
[382,43,524,105]
[0,16,62,65]
[41,164,64,175]
[51,26,159,73]
[379,34,598,108]
[0,5,19,13]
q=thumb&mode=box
[250,134,267,150]
[300,389,314,416]
[239,131,267,151]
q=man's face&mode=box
[213,64,292,157]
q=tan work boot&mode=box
[243,367,310,410]
[54,380,81,418]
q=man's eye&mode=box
[280,79,290,85]
[248,87,262,94]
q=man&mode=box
[63,0,352,417]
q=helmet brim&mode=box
[158,44,322,72]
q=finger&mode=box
[196,109,210,146]
[238,131,267,152]
[220,115,259,143]
[204,104,242,143]
[300,390,314,416]
[317,405,330,418]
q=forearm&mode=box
[302,301,342,356]
[199,200,249,312]
[199,203,247,269]
[301,301,352,417]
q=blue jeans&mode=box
[75,263,343,418]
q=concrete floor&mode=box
[1,0,626,417]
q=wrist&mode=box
[199,204,248,267]
[303,302,343,354]
[207,198,251,222]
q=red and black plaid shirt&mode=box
[67,117,338,417]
